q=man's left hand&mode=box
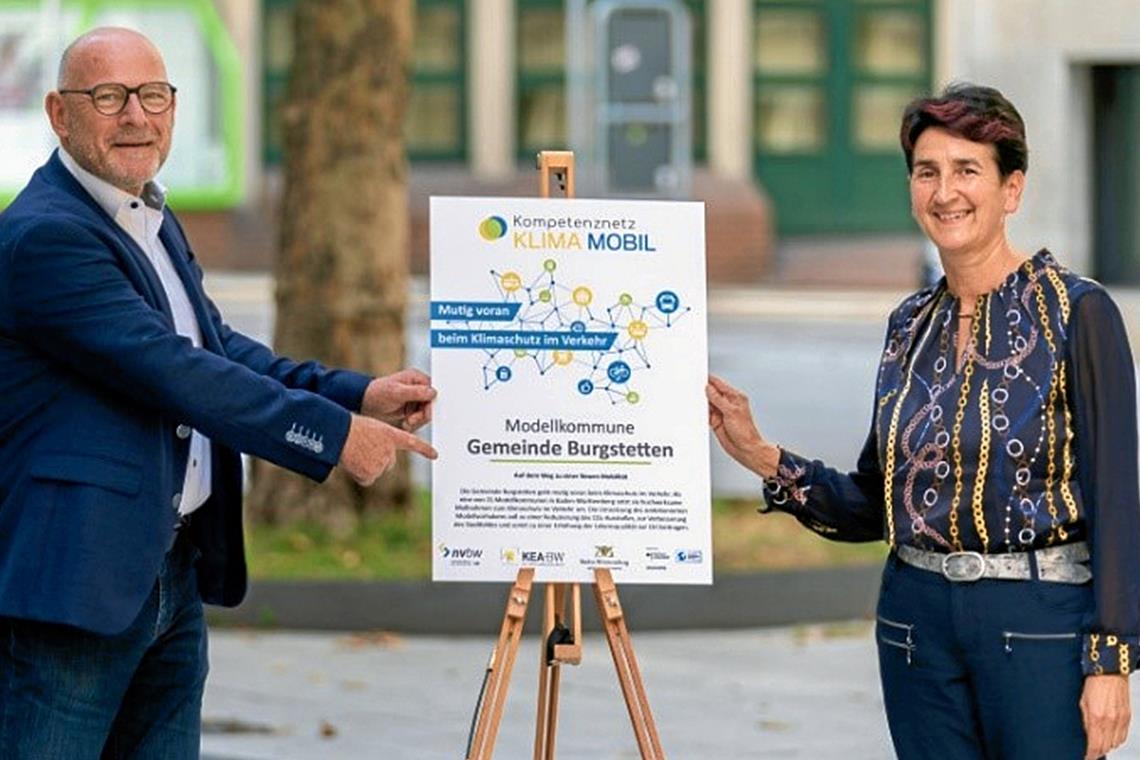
[361,369,436,431]
[1082,673,1131,759]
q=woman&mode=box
[708,83,1139,760]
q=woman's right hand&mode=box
[706,374,781,479]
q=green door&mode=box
[515,0,708,162]
[752,0,931,235]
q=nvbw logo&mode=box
[439,543,483,560]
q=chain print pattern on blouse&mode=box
[875,251,1079,553]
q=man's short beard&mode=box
[62,125,160,195]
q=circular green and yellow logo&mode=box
[478,215,508,241]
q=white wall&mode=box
[939,0,1140,276]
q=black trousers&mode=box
[876,553,1095,759]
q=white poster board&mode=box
[430,196,710,584]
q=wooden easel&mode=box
[464,151,666,760]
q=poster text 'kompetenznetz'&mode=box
[430,196,710,584]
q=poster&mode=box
[430,196,710,584]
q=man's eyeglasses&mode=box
[58,82,177,116]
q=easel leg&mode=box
[592,569,666,760]
[534,582,583,758]
[466,568,535,760]
[534,584,561,759]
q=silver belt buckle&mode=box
[941,551,986,582]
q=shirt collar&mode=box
[58,147,167,218]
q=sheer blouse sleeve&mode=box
[756,314,904,544]
[1068,287,1140,675]
[759,412,886,543]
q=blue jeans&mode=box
[0,533,208,759]
[876,552,1094,760]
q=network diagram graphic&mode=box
[442,259,691,405]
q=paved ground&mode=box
[201,623,1140,760]
[199,623,889,760]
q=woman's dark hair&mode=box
[900,83,1028,177]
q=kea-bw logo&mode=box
[521,550,566,566]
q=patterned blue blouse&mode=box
[764,250,1140,675]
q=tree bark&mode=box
[247,0,414,533]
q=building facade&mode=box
[5,1,1139,282]
[939,0,1140,280]
[257,0,933,236]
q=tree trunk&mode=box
[246,0,414,533]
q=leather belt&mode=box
[896,542,1092,584]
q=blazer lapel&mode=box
[42,153,174,323]
[160,218,224,353]
[106,224,176,323]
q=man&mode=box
[0,27,437,758]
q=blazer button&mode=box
[176,424,192,439]
[172,493,182,510]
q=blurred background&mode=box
[5,0,1139,289]
[5,0,1140,585]
[9,5,1140,756]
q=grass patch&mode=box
[245,495,886,581]
[712,498,887,572]
[245,492,434,580]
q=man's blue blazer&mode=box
[0,152,371,635]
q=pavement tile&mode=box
[201,624,1140,759]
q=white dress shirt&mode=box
[59,148,212,517]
